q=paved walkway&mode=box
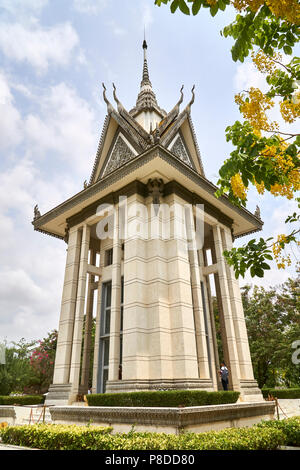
[0,442,37,450]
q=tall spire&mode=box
[141,37,151,87]
[135,36,159,111]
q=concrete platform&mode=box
[49,401,275,434]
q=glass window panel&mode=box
[105,309,111,335]
[105,281,112,308]
[103,369,108,393]
[103,339,110,366]
[120,306,123,332]
[121,276,124,303]
[119,334,123,366]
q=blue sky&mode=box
[0,0,298,342]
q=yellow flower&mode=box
[232,0,300,24]
[235,88,277,132]
[251,50,282,74]
[230,173,248,199]
[272,234,292,269]
[280,99,300,123]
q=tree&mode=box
[241,268,300,388]
[0,338,36,395]
[0,331,58,396]
[28,330,57,394]
[155,0,300,279]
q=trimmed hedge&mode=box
[0,395,45,406]
[261,388,300,399]
[0,424,113,450]
[86,390,240,407]
[0,422,285,450]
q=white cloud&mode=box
[0,22,79,72]
[234,61,267,92]
[24,82,98,175]
[0,0,48,17]
[108,20,127,37]
[0,71,22,149]
[0,74,101,342]
[73,0,107,14]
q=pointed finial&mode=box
[143,26,147,49]
[135,34,159,112]
[102,83,114,114]
[112,83,124,113]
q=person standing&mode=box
[219,362,229,391]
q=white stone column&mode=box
[52,226,82,385]
[108,205,122,381]
[212,224,241,391]
[198,249,218,390]
[92,276,102,393]
[69,224,90,397]
[80,251,96,390]
[121,193,150,382]
[167,197,201,382]
[186,209,210,379]
[221,227,255,381]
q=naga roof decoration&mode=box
[88,40,204,184]
[32,38,262,242]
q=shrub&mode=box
[257,417,300,447]
[0,395,45,406]
[261,388,300,399]
[86,390,240,407]
[0,422,285,450]
[0,424,113,450]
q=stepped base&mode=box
[239,380,263,402]
[105,378,214,394]
[45,384,73,406]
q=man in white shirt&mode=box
[219,362,229,390]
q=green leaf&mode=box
[179,0,190,14]
[192,0,202,15]
[218,0,227,11]
[283,45,293,55]
[170,0,180,13]
[210,3,219,17]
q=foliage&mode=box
[257,416,300,447]
[0,421,286,450]
[155,0,300,278]
[27,330,57,394]
[261,388,300,399]
[0,424,113,451]
[0,338,36,395]
[0,395,45,405]
[223,236,273,278]
[86,390,240,407]
[0,330,57,396]
[242,270,300,388]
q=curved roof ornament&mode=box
[172,84,184,115]
[185,85,195,114]
[102,83,114,114]
[112,83,125,113]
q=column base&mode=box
[45,384,74,406]
[238,379,263,402]
[105,378,214,394]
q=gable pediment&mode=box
[89,113,145,184]
[101,131,138,178]
[168,132,193,169]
